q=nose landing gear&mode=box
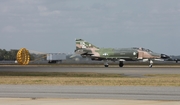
[149,60,153,68]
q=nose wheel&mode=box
[149,60,153,68]
[149,64,153,68]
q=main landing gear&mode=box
[104,61,109,67]
[104,60,153,68]
[119,61,124,67]
[104,61,124,67]
[104,60,109,67]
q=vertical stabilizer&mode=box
[75,39,99,50]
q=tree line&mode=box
[0,49,18,60]
[0,49,35,61]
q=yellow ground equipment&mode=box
[16,48,30,65]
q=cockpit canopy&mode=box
[132,47,153,53]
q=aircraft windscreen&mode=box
[144,48,153,53]
[133,47,153,53]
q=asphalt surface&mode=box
[0,65,180,101]
[0,85,180,101]
[0,66,180,77]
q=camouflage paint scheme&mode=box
[75,39,169,67]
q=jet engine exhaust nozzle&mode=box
[161,54,170,59]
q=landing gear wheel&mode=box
[149,64,152,68]
[149,60,153,68]
[16,48,30,65]
[104,60,109,67]
[119,61,124,67]
[176,60,178,63]
[104,65,109,67]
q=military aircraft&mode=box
[74,39,169,67]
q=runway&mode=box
[0,66,180,77]
[0,65,180,101]
[0,85,180,101]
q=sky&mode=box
[0,0,180,55]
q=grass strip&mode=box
[0,77,180,86]
[0,72,180,86]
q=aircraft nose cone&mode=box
[161,54,170,59]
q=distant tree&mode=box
[0,49,46,61]
[0,49,3,60]
[0,49,18,61]
[10,50,18,60]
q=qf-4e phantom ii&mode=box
[73,39,169,68]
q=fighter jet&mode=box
[74,39,169,67]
